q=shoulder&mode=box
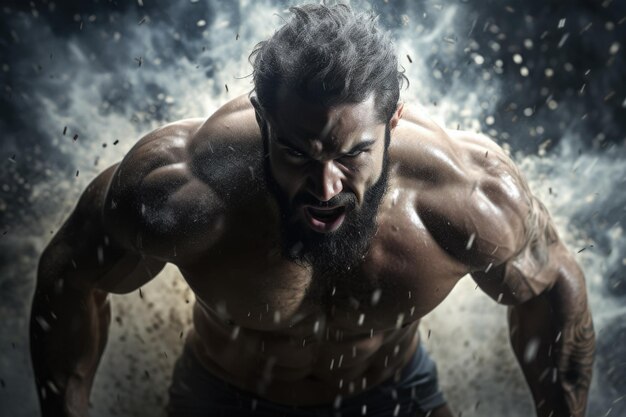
[392,111,539,269]
[105,96,263,262]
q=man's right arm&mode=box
[30,118,226,416]
[30,162,166,417]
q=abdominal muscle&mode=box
[186,301,422,406]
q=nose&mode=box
[307,161,344,202]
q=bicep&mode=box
[471,194,563,305]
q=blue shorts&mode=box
[167,343,446,417]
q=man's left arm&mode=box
[471,191,595,417]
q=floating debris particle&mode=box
[466,233,476,250]
[523,338,540,363]
[371,289,382,306]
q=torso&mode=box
[128,94,501,405]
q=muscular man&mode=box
[30,4,595,417]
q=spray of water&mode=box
[1,1,624,416]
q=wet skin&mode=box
[31,92,594,416]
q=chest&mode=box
[178,189,468,333]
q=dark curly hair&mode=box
[249,3,408,125]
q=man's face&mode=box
[259,88,397,274]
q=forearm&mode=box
[30,275,111,417]
[508,273,595,417]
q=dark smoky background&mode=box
[0,0,624,416]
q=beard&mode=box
[261,124,391,277]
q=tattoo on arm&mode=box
[553,297,595,416]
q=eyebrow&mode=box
[275,137,376,156]
[275,137,310,155]
[345,140,376,154]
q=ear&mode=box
[249,94,265,128]
[389,102,404,131]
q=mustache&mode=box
[293,192,357,209]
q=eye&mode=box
[285,148,306,158]
[343,149,366,158]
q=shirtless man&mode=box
[30,4,595,417]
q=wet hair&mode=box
[249,3,408,125]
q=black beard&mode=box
[261,123,390,277]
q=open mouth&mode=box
[303,205,347,233]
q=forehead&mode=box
[270,87,383,144]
